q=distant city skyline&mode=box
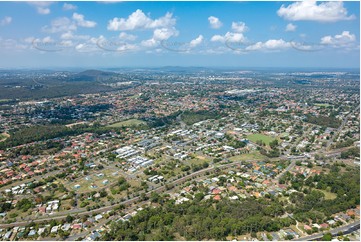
[0,1,359,68]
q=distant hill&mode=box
[69,69,116,82]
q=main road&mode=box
[293,220,360,241]
[0,159,244,228]
[325,104,360,151]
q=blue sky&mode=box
[0,1,359,69]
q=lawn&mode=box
[0,132,9,142]
[247,133,276,145]
[315,103,331,107]
[108,119,147,128]
[229,151,266,162]
[185,155,212,166]
[315,189,337,200]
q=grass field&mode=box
[229,151,266,162]
[0,133,9,142]
[315,103,331,107]
[108,119,147,128]
[315,189,337,200]
[247,133,275,145]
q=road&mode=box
[275,160,296,180]
[1,145,352,229]
[325,104,360,151]
[0,159,243,228]
[293,220,360,241]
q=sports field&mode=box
[108,119,147,128]
[247,133,275,145]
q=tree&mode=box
[66,215,74,223]
[322,233,332,241]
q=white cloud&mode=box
[141,38,158,48]
[60,31,90,40]
[321,31,356,46]
[119,32,137,41]
[285,23,297,32]
[0,38,27,50]
[63,3,77,11]
[117,43,137,52]
[107,9,176,31]
[29,2,53,15]
[37,7,50,15]
[189,35,203,47]
[43,36,54,43]
[246,39,291,51]
[153,27,179,41]
[42,17,77,33]
[24,37,35,44]
[141,27,179,48]
[231,22,248,33]
[72,13,97,28]
[211,32,246,43]
[0,16,12,26]
[277,1,355,22]
[208,16,222,29]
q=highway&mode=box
[293,220,360,241]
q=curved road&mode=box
[293,220,360,241]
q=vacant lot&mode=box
[229,151,266,162]
[314,103,332,107]
[0,133,9,142]
[247,133,275,145]
[108,119,147,128]
[315,189,337,200]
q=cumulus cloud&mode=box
[0,38,28,51]
[141,38,158,48]
[246,39,291,51]
[153,27,179,41]
[73,13,97,28]
[208,16,222,29]
[141,27,179,48]
[42,17,77,33]
[60,31,90,40]
[321,31,356,46]
[285,23,297,32]
[189,35,204,48]
[29,2,52,15]
[277,1,355,22]
[107,9,176,31]
[0,16,12,26]
[211,32,246,43]
[119,32,137,41]
[231,22,248,33]
[63,3,77,11]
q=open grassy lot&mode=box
[229,151,266,162]
[247,133,276,145]
[314,103,332,107]
[63,168,119,192]
[315,189,337,200]
[0,132,9,142]
[108,119,147,128]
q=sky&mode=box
[0,1,359,69]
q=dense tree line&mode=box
[286,168,359,222]
[305,114,341,128]
[0,124,115,149]
[181,110,224,125]
[111,167,361,241]
[341,147,360,159]
[102,198,295,241]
